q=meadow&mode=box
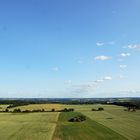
[52,112,126,140]
[0,112,59,140]
[65,104,140,140]
[0,104,140,140]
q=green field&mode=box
[0,104,140,140]
[52,112,126,140]
[0,112,59,140]
[64,104,140,140]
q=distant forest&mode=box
[0,98,140,109]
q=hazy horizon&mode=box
[0,0,140,98]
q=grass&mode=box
[0,112,59,140]
[2,104,140,140]
[65,104,140,140]
[52,112,126,140]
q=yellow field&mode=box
[0,104,9,111]
[12,104,64,111]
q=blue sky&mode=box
[0,0,140,98]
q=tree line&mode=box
[0,108,75,113]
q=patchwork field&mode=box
[0,104,140,140]
[0,112,59,140]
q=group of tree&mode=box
[69,115,86,122]
[49,108,75,112]
[124,106,136,112]
[59,108,74,112]
[12,108,46,113]
[108,101,140,109]
[0,108,46,113]
[0,108,75,113]
[91,107,104,111]
[7,103,29,109]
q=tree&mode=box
[98,107,104,111]
[91,108,97,111]
[13,108,21,113]
[51,109,55,112]
[5,108,9,112]
[68,115,86,122]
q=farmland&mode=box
[0,103,140,140]
[65,104,140,140]
[12,104,64,112]
[52,112,126,140]
[0,112,59,140]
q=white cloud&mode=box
[94,76,112,83]
[69,75,113,95]
[95,56,112,60]
[128,44,140,50]
[96,42,104,46]
[120,65,127,68]
[52,66,59,72]
[96,41,115,47]
[103,76,112,80]
[120,53,131,57]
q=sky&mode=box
[0,0,140,98]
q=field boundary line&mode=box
[51,112,61,140]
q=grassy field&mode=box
[0,112,59,140]
[52,112,126,140]
[65,104,140,140]
[0,104,140,140]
